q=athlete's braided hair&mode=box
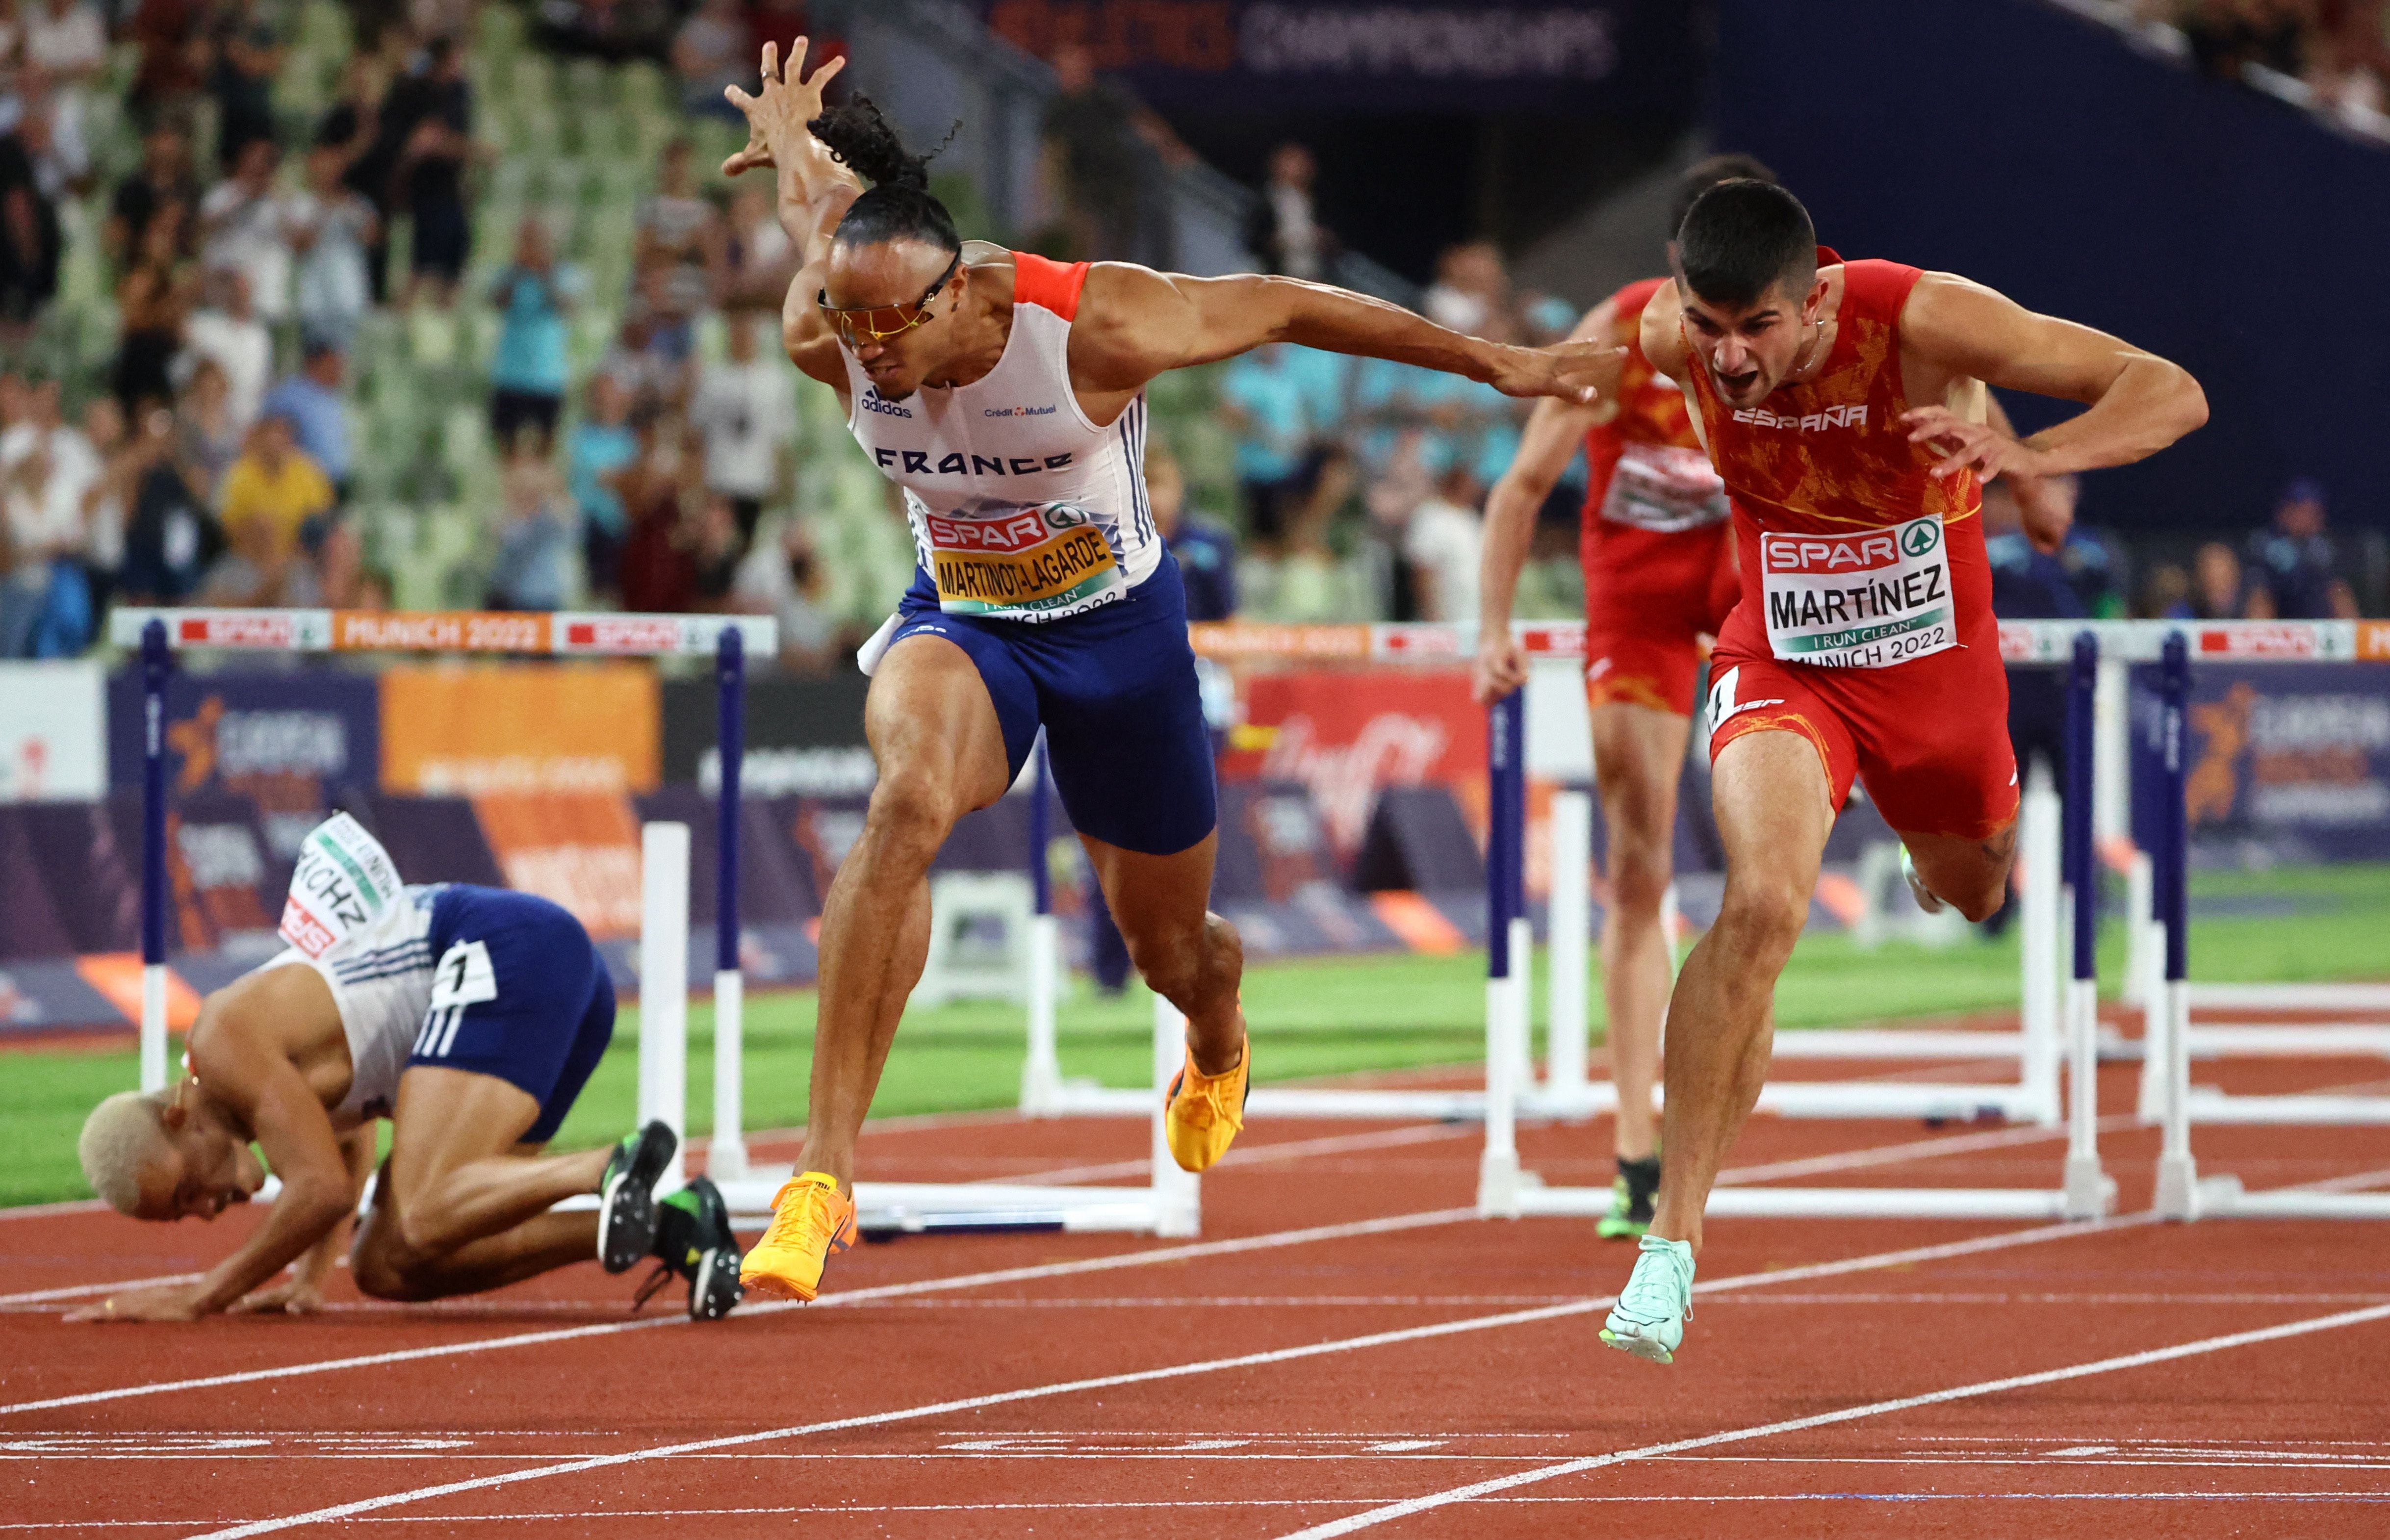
[810,97,962,257]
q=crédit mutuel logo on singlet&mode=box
[1731,403,1869,431]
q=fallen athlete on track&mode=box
[718,39,1621,1304]
[72,814,741,1323]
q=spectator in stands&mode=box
[286,148,378,354]
[114,209,192,416]
[1,378,102,502]
[2246,477,2361,617]
[77,396,133,606]
[719,183,794,308]
[206,0,284,173]
[1398,463,1484,625]
[1421,241,1521,344]
[600,306,690,414]
[116,404,222,604]
[0,106,61,349]
[673,0,750,122]
[196,138,294,325]
[0,439,91,655]
[260,339,353,504]
[312,509,385,609]
[1148,440,1235,622]
[634,138,719,341]
[687,308,792,546]
[315,56,397,304]
[730,514,837,670]
[214,411,334,578]
[616,411,699,613]
[534,0,678,62]
[565,371,638,598]
[105,121,200,275]
[175,357,240,504]
[2192,539,2254,619]
[391,36,475,308]
[24,0,108,128]
[1247,142,1338,283]
[1219,344,1327,548]
[689,491,746,606]
[128,0,206,130]
[1041,43,1153,263]
[489,215,576,452]
[487,436,576,611]
[1239,448,1368,622]
[183,268,271,435]
[197,485,314,606]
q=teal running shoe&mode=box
[1600,1234,1695,1364]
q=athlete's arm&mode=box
[1068,264,1621,408]
[233,1124,376,1316]
[1981,391,2080,555]
[721,39,856,388]
[1638,280,1695,387]
[175,1023,357,1320]
[1472,299,1618,704]
[1898,272,2207,484]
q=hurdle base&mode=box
[2198,1180,2390,1219]
[2063,1156,2118,1220]
[714,1177,1196,1237]
[2184,1090,2390,1125]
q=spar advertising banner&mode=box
[660,674,874,795]
[977,0,1706,113]
[0,660,104,801]
[1219,667,1485,862]
[380,664,659,795]
[2134,661,2390,861]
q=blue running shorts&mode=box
[888,552,1217,856]
[405,886,616,1143]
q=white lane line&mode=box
[1272,1301,2390,1539]
[0,1274,203,1307]
[177,1216,2151,1539]
[0,1199,106,1223]
[0,1208,1475,1417]
[0,1109,2089,1415]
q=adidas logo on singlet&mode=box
[1732,404,1868,431]
[860,388,914,419]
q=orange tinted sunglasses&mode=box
[819,254,961,348]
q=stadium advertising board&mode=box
[979,0,1704,112]
[0,661,104,802]
[2148,662,2390,861]
[1219,668,1485,860]
[660,674,874,796]
[105,671,379,828]
[380,664,660,796]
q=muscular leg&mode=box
[1081,832,1245,1075]
[1590,702,1693,1162]
[797,636,1008,1192]
[1902,820,2020,924]
[348,1067,609,1301]
[1649,731,1836,1254]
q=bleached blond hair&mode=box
[78,1090,176,1216]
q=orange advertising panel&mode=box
[381,664,660,796]
[470,792,645,939]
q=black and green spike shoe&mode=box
[596,1121,678,1274]
[632,1176,746,1321]
[1597,1153,1662,1241]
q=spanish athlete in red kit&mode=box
[1597,180,2207,1364]
[1477,154,1768,1243]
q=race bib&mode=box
[1759,513,1955,668]
[1598,442,1729,532]
[921,500,1123,618]
[278,813,406,959]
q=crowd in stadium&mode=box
[0,0,2377,666]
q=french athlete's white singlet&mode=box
[841,249,1160,623]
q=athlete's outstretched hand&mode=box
[66,1283,203,1323]
[1487,339,1627,406]
[231,1275,329,1316]
[1472,628,1528,705]
[721,38,847,179]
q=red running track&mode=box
[5,1053,2390,1538]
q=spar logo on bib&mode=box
[1759,513,1955,669]
[918,497,1124,618]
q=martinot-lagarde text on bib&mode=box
[1758,513,1954,668]
[920,498,1123,616]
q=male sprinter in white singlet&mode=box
[723,41,1619,1302]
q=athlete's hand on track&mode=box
[231,1276,328,1316]
[1489,340,1626,406]
[66,1283,204,1323]
[720,38,847,179]
[1471,630,1528,704]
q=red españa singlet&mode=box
[1682,254,1993,665]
